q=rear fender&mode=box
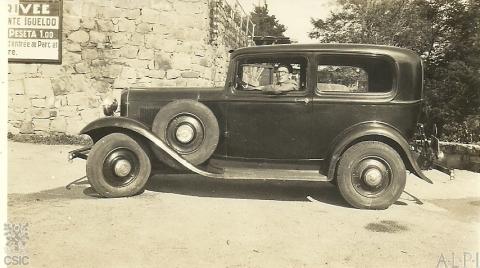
[80,117,223,178]
[327,121,433,184]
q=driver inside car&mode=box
[254,65,298,93]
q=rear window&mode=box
[316,55,395,94]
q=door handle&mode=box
[294,97,310,104]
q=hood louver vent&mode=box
[138,107,160,126]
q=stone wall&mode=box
[8,0,251,136]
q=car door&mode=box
[310,53,399,159]
[225,53,314,160]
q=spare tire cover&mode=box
[151,99,219,166]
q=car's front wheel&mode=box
[86,133,152,198]
[336,141,406,209]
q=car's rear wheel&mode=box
[336,141,406,209]
[151,100,219,168]
[86,133,151,198]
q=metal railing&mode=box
[210,0,256,47]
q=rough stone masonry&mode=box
[8,0,249,135]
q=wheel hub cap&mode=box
[175,124,195,144]
[113,159,132,177]
[352,157,392,197]
[363,168,383,187]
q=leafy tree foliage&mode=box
[310,0,480,142]
[250,3,287,37]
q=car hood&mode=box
[127,87,225,102]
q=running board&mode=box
[218,167,328,181]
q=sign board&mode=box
[7,0,62,63]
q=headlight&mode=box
[102,97,118,116]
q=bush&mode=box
[7,133,92,145]
[440,120,480,144]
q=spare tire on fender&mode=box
[151,99,219,168]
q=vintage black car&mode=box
[69,44,445,209]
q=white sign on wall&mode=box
[7,0,62,63]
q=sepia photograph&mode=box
[3,0,480,267]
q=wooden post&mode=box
[246,16,251,45]
[240,15,243,32]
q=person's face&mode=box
[277,67,290,83]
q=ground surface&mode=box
[7,141,480,268]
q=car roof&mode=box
[231,43,419,62]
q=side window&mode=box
[317,65,368,93]
[316,55,394,94]
[236,56,307,93]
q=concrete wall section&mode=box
[439,142,480,173]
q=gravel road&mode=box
[7,141,480,268]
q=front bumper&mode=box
[68,145,92,161]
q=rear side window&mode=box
[316,55,395,94]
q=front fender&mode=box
[80,117,223,178]
[327,121,433,184]
[80,117,151,139]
